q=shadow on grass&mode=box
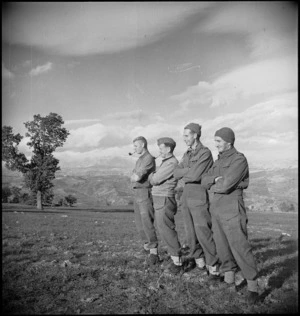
[258,255,298,306]
[255,239,298,262]
[253,237,298,305]
[250,237,273,251]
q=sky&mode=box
[2,2,298,171]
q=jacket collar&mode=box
[162,154,174,162]
[218,146,237,159]
[139,149,149,159]
[187,141,203,154]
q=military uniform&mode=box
[149,154,181,257]
[132,150,158,250]
[202,147,258,282]
[174,141,219,268]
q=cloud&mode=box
[168,63,201,73]
[194,2,297,59]
[171,56,297,110]
[65,119,102,125]
[54,121,184,168]
[54,147,137,169]
[129,122,182,143]
[195,92,298,160]
[63,123,133,151]
[170,82,212,116]
[29,62,53,76]
[51,92,297,168]
[2,62,15,79]
[2,2,212,56]
[64,124,108,150]
[211,57,297,103]
[22,60,32,68]
[60,118,185,159]
[103,109,166,127]
[104,109,145,121]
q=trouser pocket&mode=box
[134,189,150,203]
[153,196,166,210]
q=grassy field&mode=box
[2,204,298,314]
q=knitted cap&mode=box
[215,127,235,145]
[184,123,201,136]
[157,137,176,148]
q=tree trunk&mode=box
[37,190,43,210]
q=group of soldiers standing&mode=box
[130,122,259,304]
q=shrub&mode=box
[65,194,77,207]
[2,187,12,203]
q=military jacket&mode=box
[132,150,156,189]
[149,155,178,197]
[201,146,249,194]
[173,141,213,184]
[201,147,249,220]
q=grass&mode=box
[2,205,298,314]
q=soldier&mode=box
[148,137,182,273]
[173,123,220,279]
[201,127,259,304]
[130,136,158,264]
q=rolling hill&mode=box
[2,165,298,211]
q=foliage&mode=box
[2,113,69,209]
[20,192,32,205]
[279,202,296,212]
[65,194,77,207]
[23,189,55,206]
[23,113,69,193]
[9,186,22,203]
[2,186,12,203]
[2,126,28,172]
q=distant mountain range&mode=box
[2,163,298,211]
[244,168,298,212]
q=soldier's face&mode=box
[214,136,231,153]
[183,129,196,147]
[133,141,144,154]
[158,144,170,159]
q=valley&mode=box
[2,164,298,212]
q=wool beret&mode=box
[184,123,201,136]
[157,137,176,148]
[215,127,235,145]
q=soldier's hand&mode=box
[131,173,140,182]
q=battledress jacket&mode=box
[131,150,156,189]
[149,155,178,197]
[201,147,249,219]
[173,141,213,200]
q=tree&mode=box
[2,113,69,210]
[2,187,12,203]
[20,192,31,204]
[2,126,28,172]
[65,194,77,207]
[10,186,22,203]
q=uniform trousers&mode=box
[181,183,218,266]
[133,188,158,249]
[153,195,181,256]
[210,192,258,280]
